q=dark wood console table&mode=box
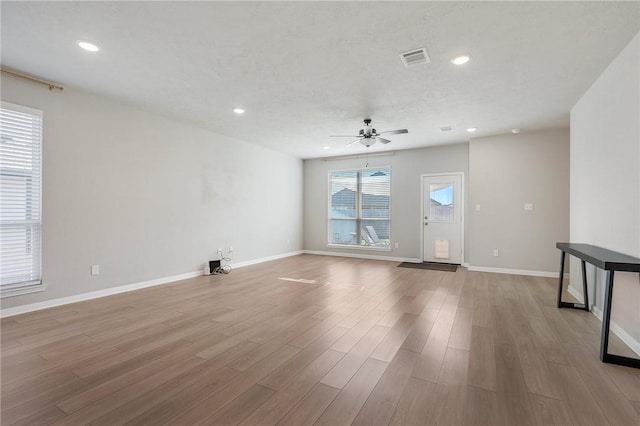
[557,242,640,369]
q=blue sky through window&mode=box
[431,185,453,205]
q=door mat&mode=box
[397,262,458,272]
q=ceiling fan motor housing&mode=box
[329,118,407,147]
[362,119,376,138]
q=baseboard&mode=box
[1,250,306,319]
[230,250,304,269]
[0,270,203,318]
[303,250,421,264]
[466,265,558,278]
[589,305,640,357]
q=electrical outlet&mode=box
[475,204,481,211]
[91,265,100,275]
[217,247,222,254]
[493,249,499,257]
[524,203,534,211]
[394,242,399,249]
[228,246,233,253]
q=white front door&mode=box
[422,173,463,264]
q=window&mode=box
[328,167,391,249]
[429,183,454,222]
[0,102,43,296]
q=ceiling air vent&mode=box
[440,126,453,132]
[400,47,430,68]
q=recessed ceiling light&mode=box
[233,108,245,115]
[512,128,521,134]
[451,54,471,65]
[77,40,100,52]
[322,146,330,150]
[466,127,477,133]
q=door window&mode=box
[429,183,454,222]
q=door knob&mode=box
[424,222,428,226]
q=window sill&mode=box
[327,244,392,252]
[1,283,46,299]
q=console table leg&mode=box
[581,260,589,311]
[557,250,566,308]
[600,270,615,362]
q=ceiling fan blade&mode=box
[376,137,391,144]
[330,135,361,138]
[346,138,363,147]
[378,129,408,135]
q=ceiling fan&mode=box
[330,119,408,147]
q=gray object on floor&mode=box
[397,262,458,272]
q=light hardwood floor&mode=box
[2,254,640,425]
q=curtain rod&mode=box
[1,68,64,91]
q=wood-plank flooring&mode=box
[2,254,640,425]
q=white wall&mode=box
[468,128,570,273]
[1,76,303,309]
[570,33,640,344]
[304,144,469,261]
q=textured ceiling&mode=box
[2,2,639,159]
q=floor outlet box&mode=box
[209,260,221,274]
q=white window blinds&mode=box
[0,102,43,295]
[328,167,391,248]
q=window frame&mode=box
[0,101,45,298]
[327,166,392,251]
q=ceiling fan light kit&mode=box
[330,118,408,148]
